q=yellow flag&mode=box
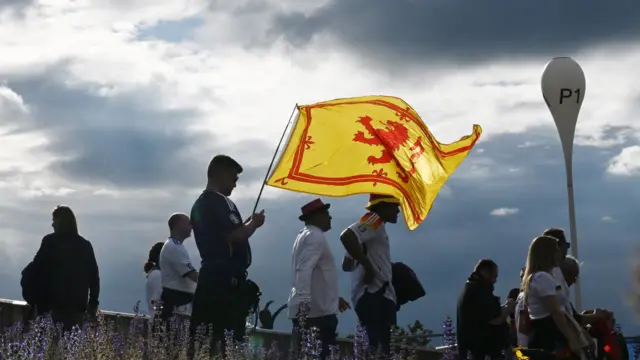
[266,95,482,230]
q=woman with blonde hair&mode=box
[521,235,586,358]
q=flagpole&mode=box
[250,103,299,215]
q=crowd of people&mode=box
[20,154,424,359]
[456,231,628,360]
[18,153,630,360]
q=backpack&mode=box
[392,262,426,310]
[21,261,38,306]
[360,244,425,310]
[244,279,262,329]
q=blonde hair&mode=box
[522,235,559,304]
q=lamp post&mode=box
[541,57,586,311]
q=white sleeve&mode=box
[530,272,558,297]
[515,293,525,313]
[294,232,324,300]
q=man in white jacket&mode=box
[288,199,350,360]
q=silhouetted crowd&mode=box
[456,231,629,360]
[19,154,629,360]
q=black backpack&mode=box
[21,261,38,306]
[359,244,425,310]
[392,262,426,310]
[244,279,262,329]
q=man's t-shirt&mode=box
[341,212,395,306]
[191,191,251,278]
[159,238,197,294]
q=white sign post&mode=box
[541,57,586,311]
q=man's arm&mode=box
[207,195,262,243]
[342,255,355,272]
[340,228,374,275]
[294,234,324,305]
[85,241,100,310]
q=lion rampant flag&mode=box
[266,95,482,230]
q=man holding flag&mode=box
[265,94,482,352]
[340,194,401,355]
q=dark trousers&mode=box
[51,308,85,332]
[291,314,338,360]
[355,289,397,355]
[189,284,248,357]
[529,316,567,354]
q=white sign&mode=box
[541,57,586,163]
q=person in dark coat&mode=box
[457,259,515,360]
[30,205,100,331]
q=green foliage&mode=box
[394,320,434,347]
[343,320,434,347]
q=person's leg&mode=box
[315,315,338,359]
[189,285,218,359]
[378,297,397,355]
[290,319,303,358]
[355,293,382,353]
[233,298,248,343]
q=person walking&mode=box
[457,259,514,360]
[522,235,588,359]
[288,199,350,359]
[340,194,400,355]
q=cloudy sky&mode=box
[2,0,640,338]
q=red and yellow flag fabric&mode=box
[266,95,482,230]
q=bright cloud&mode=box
[607,146,640,176]
[490,207,520,216]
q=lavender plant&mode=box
[0,301,442,360]
[441,315,456,360]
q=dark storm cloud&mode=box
[1,69,271,188]
[269,0,640,66]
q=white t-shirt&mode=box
[287,225,339,319]
[514,292,529,347]
[526,271,568,319]
[342,212,396,306]
[159,238,197,294]
[146,268,162,319]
